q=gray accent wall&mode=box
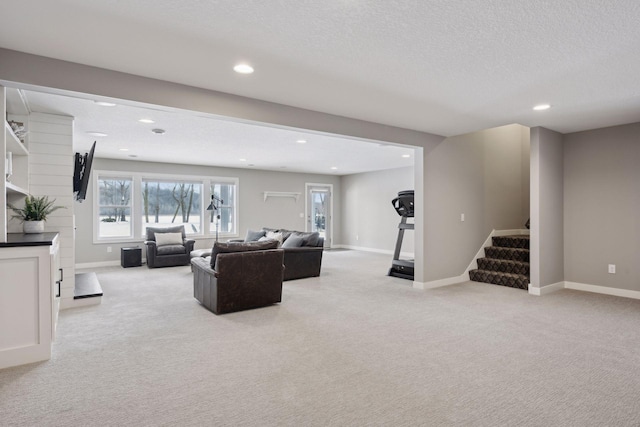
[530,127,564,289]
[423,124,530,282]
[340,166,415,254]
[75,158,340,264]
[563,122,640,291]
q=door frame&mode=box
[305,183,333,248]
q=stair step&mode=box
[469,269,529,290]
[484,246,529,262]
[492,235,530,249]
[477,258,529,275]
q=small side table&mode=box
[121,247,142,268]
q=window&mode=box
[97,176,133,239]
[209,182,237,235]
[95,172,237,242]
[141,179,202,235]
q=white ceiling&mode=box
[1,0,640,167]
[11,88,415,175]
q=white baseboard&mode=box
[333,244,414,258]
[413,274,467,290]
[75,260,123,269]
[528,281,563,296]
[565,281,640,300]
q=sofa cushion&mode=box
[157,244,187,255]
[210,240,279,269]
[281,234,305,248]
[244,229,266,242]
[155,232,183,247]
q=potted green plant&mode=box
[7,195,65,234]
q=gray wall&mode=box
[530,127,564,289]
[340,167,414,254]
[75,158,340,264]
[563,122,640,291]
[423,124,530,282]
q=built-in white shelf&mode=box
[263,191,301,202]
[5,181,28,196]
[5,121,28,156]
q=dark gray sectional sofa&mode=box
[233,227,324,281]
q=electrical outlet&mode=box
[356,234,359,241]
[107,246,112,253]
[608,264,616,274]
[461,213,465,222]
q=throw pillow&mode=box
[245,229,266,242]
[292,231,320,246]
[154,232,183,247]
[210,240,279,269]
[265,231,283,247]
[281,234,305,248]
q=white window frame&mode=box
[94,170,239,244]
[94,172,135,243]
[140,177,205,238]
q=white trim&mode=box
[333,244,413,258]
[528,281,563,296]
[306,183,334,248]
[263,191,300,202]
[94,170,239,243]
[76,260,121,269]
[413,275,467,290]
[565,281,640,300]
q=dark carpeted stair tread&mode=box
[484,246,529,262]
[469,269,529,290]
[492,235,530,249]
[476,258,529,275]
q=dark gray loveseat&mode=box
[239,228,324,281]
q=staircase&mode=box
[469,235,530,290]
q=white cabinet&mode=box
[0,233,60,370]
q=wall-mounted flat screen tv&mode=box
[73,141,96,202]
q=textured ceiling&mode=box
[1,1,640,143]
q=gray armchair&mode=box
[144,225,195,268]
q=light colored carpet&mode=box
[1,250,640,426]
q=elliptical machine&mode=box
[388,190,414,280]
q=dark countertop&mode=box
[0,232,59,248]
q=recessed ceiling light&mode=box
[151,128,166,135]
[139,119,155,124]
[533,104,551,111]
[402,154,411,158]
[119,148,129,152]
[233,63,254,74]
[296,139,307,144]
[330,166,338,170]
[239,158,247,162]
[86,131,108,137]
[95,101,116,107]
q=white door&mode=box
[306,184,332,248]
